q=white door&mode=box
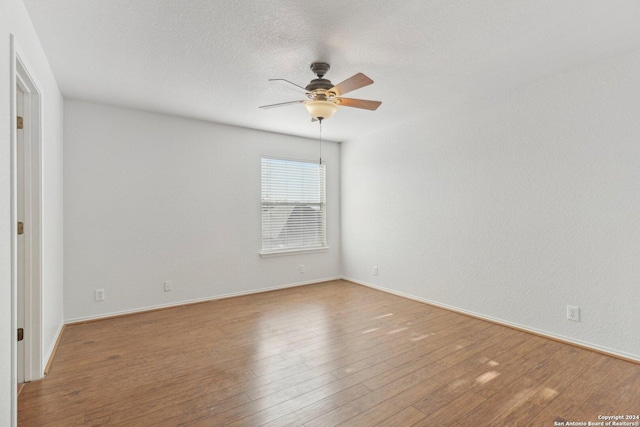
[17,83,25,384]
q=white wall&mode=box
[342,49,640,360]
[0,0,65,424]
[63,101,341,321]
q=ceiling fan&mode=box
[259,62,381,120]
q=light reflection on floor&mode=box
[475,370,500,384]
[254,303,336,419]
[540,387,559,400]
[448,378,469,390]
[374,313,394,319]
[251,299,559,425]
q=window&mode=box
[261,157,326,254]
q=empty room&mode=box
[2,0,640,426]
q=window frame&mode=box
[260,156,328,257]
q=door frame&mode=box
[10,33,44,418]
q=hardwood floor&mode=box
[18,280,640,426]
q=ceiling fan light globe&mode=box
[305,100,338,120]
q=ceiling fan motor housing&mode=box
[305,78,334,93]
[306,62,334,93]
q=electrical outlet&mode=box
[164,281,172,292]
[95,289,105,301]
[299,265,305,273]
[567,305,580,322]
[373,266,378,276]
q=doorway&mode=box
[16,82,25,385]
[12,44,44,394]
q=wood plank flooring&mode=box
[18,280,640,426]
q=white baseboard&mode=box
[62,275,639,363]
[40,322,65,379]
[65,276,342,324]
[44,321,65,363]
[343,276,640,363]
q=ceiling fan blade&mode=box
[336,98,381,111]
[330,73,373,96]
[259,100,305,109]
[269,79,309,95]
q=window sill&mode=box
[260,247,329,258]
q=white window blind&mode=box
[261,157,326,253]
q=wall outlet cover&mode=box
[567,305,580,322]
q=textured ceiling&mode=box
[23,0,640,141]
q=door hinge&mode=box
[18,222,24,235]
[17,116,23,130]
[18,328,24,342]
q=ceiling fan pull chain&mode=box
[319,118,323,165]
